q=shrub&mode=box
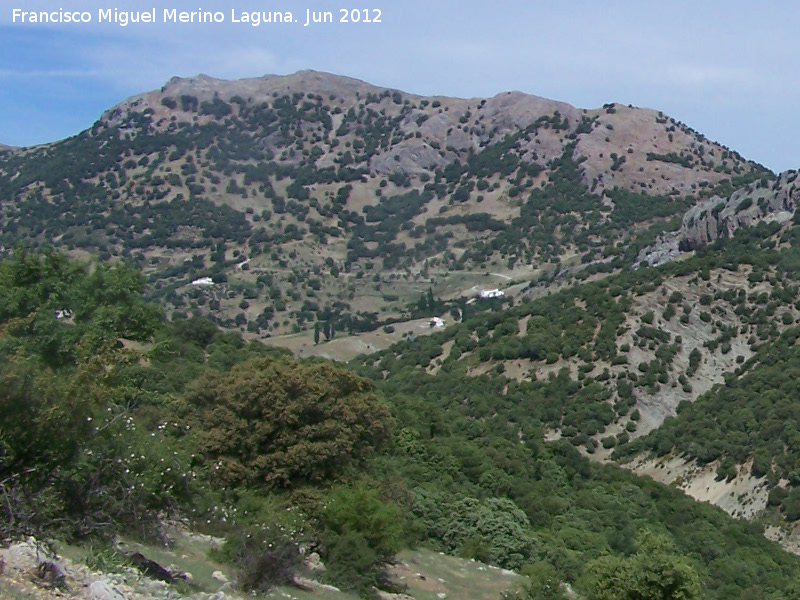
[320,483,409,595]
[189,357,394,488]
[224,527,301,592]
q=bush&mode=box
[422,496,536,570]
[781,488,800,521]
[189,357,394,488]
[224,528,301,592]
[586,530,701,600]
[320,483,409,595]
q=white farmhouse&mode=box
[429,317,445,328]
[190,277,214,286]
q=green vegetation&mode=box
[584,530,702,600]
[3,78,799,599]
[0,82,766,337]
[188,357,393,488]
[0,251,403,595]
[4,250,800,599]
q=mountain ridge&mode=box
[0,70,772,342]
[100,69,760,194]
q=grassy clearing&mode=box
[392,549,527,600]
[265,549,526,600]
[55,528,232,596]
[0,580,41,600]
[51,536,524,600]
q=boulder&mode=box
[88,579,127,600]
[211,570,229,584]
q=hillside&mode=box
[0,70,766,341]
[5,250,800,600]
[9,71,800,598]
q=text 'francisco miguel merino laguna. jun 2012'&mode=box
[11,7,383,27]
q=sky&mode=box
[1,0,799,173]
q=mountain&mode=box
[0,70,767,340]
[0,69,793,474]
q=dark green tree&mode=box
[189,356,393,488]
[586,530,702,600]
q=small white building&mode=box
[190,277,214,286]
[479,289,504,299]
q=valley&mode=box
[5,71,800,599]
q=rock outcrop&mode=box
[637,169,800,267]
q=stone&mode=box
[128,552,173,582]
[37,560,68,590]
[211,570,229,583]
[376,591,415,600]
[293,575,340,592]
[303,551,326,572]
[177,570,194,585]
[88,579,127,600]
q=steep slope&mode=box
[638,169,800,266]
[0,70,766,338]
[355,188,800,543]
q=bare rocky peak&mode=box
[165,69,394,102]
[104,69,585,131]
[107,70,414,118]
[480,90,581,128]
[100,70,759,196]
[579,104,722,194]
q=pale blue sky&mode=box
[2,1,799,172]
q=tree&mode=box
[189,356,393,488]
[320,481,409,594]
[419,495,536,570]
[586,530,702,600]
[0,357,93,487]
